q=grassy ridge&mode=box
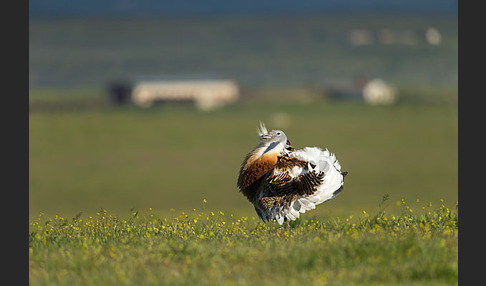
[29,198,458,285]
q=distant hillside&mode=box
[29,12,457,89]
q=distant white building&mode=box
[362,78,398,105]
[348,29,373,46]
[326,77,398,105]
[110,79,239,111]
[425,27,442,45]
[349,27,442,46]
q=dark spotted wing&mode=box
[259,156,324,209]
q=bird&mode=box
[237,121,347,225]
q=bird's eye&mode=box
[277,132,281,135]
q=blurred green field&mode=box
[29,90,458,221]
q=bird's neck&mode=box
[244,141,284,168]
[256,141,284,158]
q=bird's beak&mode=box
[260,134,271,140]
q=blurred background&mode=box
[29,0,458,220]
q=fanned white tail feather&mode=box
[271,147,345,224]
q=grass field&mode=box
[29,89,458,284]
[29,198,457,285]
[29,93,457,218]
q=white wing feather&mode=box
[267,147,345,224]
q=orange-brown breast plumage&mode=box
[237,151,279,202]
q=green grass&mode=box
[29,95,458,220]
[29,198,458,285]
[29,91,458,285]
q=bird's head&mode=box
[256,121,288,151]
[260,129,287,144]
